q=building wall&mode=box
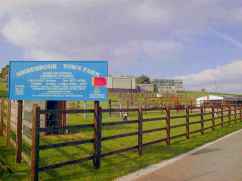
[137,84,154,92]
[152,79,183,93]
[108,76,136,90]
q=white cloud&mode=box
[23,49,65,59]
[0,0,241,74]
[178,60,242,93]
[1,18,39,48]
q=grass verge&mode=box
[0,137,28,181]
[1,120,241,181]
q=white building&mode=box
[152,79,183,93]
[196,95,224,107]
[107,76,136,90]
[137,84,154,92]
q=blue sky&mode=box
[0,1,242,93]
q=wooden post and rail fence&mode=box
[30,103,242,181]
[0,99,23,163]
[0,98,242,181]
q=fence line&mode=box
[0,99,28,164]
[30,104,242,181]
[0,98,241,181]
[0,99,11,145]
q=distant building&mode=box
[223,96,242,105]
[108,75,136,92]
[196,95,242,107]
[196,95,224,107]
[107,76,183,93]
[152,79,183,93]
[137,84,154,92]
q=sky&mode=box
[0,0,242,93]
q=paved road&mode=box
[135,130,242,181]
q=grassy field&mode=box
[0,78,239,104]
[38,110,242,181]
[67,90,239,110]
[1,108,242,181]
[0,137,28,180]
[1,80,242,180]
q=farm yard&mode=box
[1,1,242,180]
[1,87,242,180]
[37,106,242,181]
[1,110,242,181]
[1,76,242,181]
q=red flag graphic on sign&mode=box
[92,77,107,87]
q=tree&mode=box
[0,65,9,80]
[201,88,206,92]
[136,75,151,84]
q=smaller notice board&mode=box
[9,61,108,101]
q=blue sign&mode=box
[9,61,108,101]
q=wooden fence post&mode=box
[16,100,23,163]
[109,99,112,117]
[93,101,102,169]
[234,105,237,123]
[31,105,40,181]
[190,103,193,113]
[228,105,231,124]
[212,106,215,130]
[240,105,242,122]
[221,105,224,127]
[0,99,3,136]
[165,106,171,145]
[6,100,11,146]
[138,106,143,156]
[200,106,204,135]
[185,106,190,139]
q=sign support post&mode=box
[93,101,102,169]
[16,100,23,163]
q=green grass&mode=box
[1,109,241,181]
[68,90,238,110]
[0,137,28,181]
[177,90,239,97]
[1,86,242,180]
[39,116,242,181]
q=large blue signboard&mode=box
[9,61,108,101]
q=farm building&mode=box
[137,83,154,92]
[107,76,184,94]
[223,96,242,105]
[196,95,223,107]
[152,79,183,93]
[108,75,136,92]
[196,95,242,107]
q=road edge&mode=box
[116,128,242,181]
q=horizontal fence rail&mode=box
[13,103,242,181]
[1,95,242,181]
